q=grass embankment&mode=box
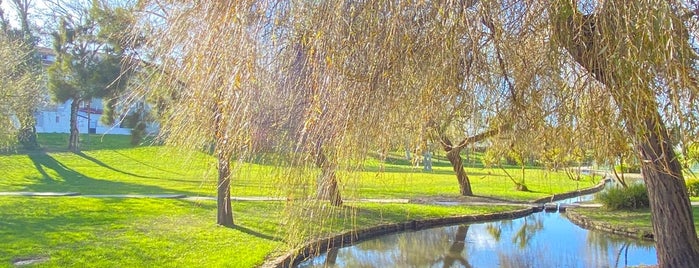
[569,207,699,239]
[0,134,597,267]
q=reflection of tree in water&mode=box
[337,227,450,267]
[324,247,339,266]
[436,225,472,268]
[329,225,473,267]
[486,214,543,248]
[512,216,543,249]
[484,214,553,267]
[585,229,655,267]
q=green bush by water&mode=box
[614,163,641,174]
[687,178,699,197]
[596,183,649,210]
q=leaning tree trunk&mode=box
[557,7,699,266]
[446,148,473,196]
[68,99,80,152]
[440,135,474,196]
[636,117,699,266]
[315,149,343,206]
[216,151,234,226]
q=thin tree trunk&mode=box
[212,96,234,226]
[637,117,699,267]
[216,151,234,226]
[316,149,343,206]
[68,99,80,152]
[446,148,473,196]
[611,156,628,188]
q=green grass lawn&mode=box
[0,197,283,267]
[0,134,598,202]
[0,196,518,267]
[0,133,601,267]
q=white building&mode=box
[35,98,133,135]
[35,47,155,135]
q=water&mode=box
[297,209,656,268]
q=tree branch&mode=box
[454,124,509,150]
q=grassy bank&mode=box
[0,196,518,267]
[568,207,699,239]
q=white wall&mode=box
[35,99,132,135]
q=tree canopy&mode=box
[47,0,135,151]
[131,1,699,265]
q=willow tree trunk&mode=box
[636,117,699,266]
[316,149,343,206]
[216,151,234,226]
[440,135,475,196]
[446,148,473,196]
[557,8,699,266]
[68,99,80,152]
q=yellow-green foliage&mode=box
[686,178,699,197]
[0,35,42,148]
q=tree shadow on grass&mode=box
[111,150,186,176]
[230,225,283,242]
[25,151,199,195]
[74,151,162,180]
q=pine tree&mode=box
[47,2,129,152]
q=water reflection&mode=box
[298,213,656,268]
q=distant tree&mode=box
[0,28,42,149]
[2,0,43,149]
[0,0,42,150]
[47,1,130,152]
[90,1,143,142]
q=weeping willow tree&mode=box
[291,1,699,265]
[132,0,699,265]
[288,1,525,199]
[130,1,280,226]
[550,1,699,265]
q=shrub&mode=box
[614,164,641,173]
[596,183,649,210]
[686,179,699,197]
